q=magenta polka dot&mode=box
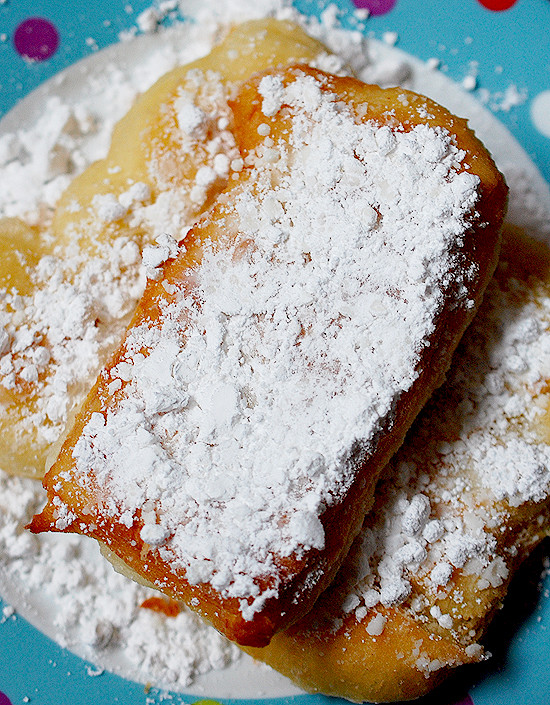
[352,0,398,16]
[0,693,12,705]
[14,17,59,61]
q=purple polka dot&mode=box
[453,697,474,705]
[353,0,398,15]
[14,18,59,61]
[0,692,12,705]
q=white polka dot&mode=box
[531,90,550,138]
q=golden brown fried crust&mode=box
[243,606,477,703]
[30,66,507,647]
[243,507,550,702]
[243,227,550,702]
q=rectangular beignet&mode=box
[0,19,328,481]
[244,226,550,700]
[30,66,507,646]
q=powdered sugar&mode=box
[468,435,550,506]
[0,23,245,478]
[69,70,480,617]
[0,0,549,696]
[334,240,550,633]
[0,239,145,447]
[0,4,403,689]
[0,473,241,688]
[0,97,98,222]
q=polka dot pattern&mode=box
[351,0,519,16]
[0,2,549,703]
[531,91,550,139]
[352,0,397,15]
[13,17,59,61]
[477,0,518,10]
[455,697,474,705]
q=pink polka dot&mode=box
[352,0,398,16]
[0,693,12,705]
[14,18,59,61]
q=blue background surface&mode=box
[1,1,550,704]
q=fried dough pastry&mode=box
[0,20,330,478]
[30,66,507,647]
[51,18,330,253]
[244,226,550,701]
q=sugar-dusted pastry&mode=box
[51,18,330,252]
[30,66,507,646]
[244,226,550,701]
[0,20,330,479]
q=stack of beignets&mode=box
[0,19,329,480]
[30,61,507,650]
[245,225,550,702]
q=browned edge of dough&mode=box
[29,67,508,647]
[243,509,550,703]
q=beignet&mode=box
[30,67,507,646]
[244,226,550,701]
[0,19,329,479]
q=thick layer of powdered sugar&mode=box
[0,0,549,695]
[72,73,479,616]
[0,32,239,463]
[0,241,145,445]
[0,1,384,690]
[337,261,550,628]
